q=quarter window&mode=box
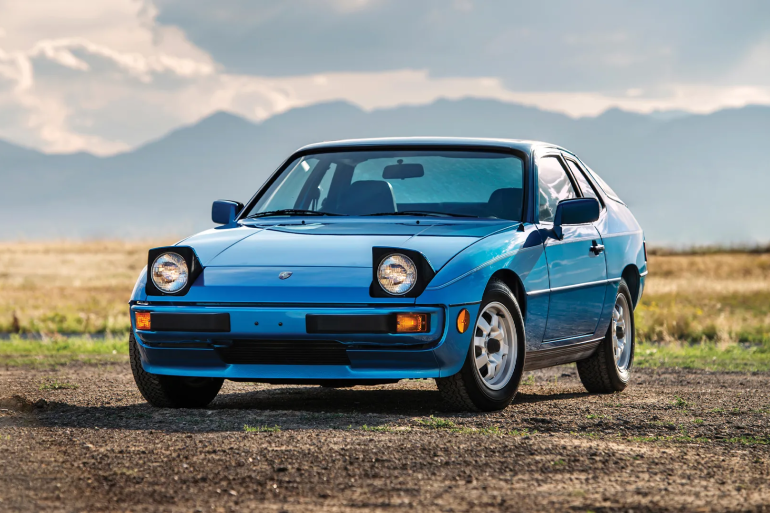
[582,163,623,203]
[537,157,577,223]
[566,160,601,205]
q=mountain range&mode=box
[2,98,769,245]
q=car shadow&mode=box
[4,384,590,433]
[515,391,591,404]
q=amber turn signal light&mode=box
[396,313,428,333]
[135,311,151,331]
[456,309,470,333]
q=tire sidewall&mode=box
[608,280,635,387]
[460,281,526,409]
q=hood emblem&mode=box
[278,271,293,280]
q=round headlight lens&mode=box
[151,252,189,293]
[377,254,417,295]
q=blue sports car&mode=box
[129,137,647,411]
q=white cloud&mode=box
[1,0,770,155]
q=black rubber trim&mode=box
[522,339,601,371]
[216,340,350,365]
[307,314,394,334]
[145,246,203,297]
[369,247,435,298]
[150,313,231,332]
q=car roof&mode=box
[295,137,567,155]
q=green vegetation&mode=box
[417,416,458,430]
[38,380,79,390]
[415,416,532,436]
[672,396,690,409]
[0,335,128,367]
[725,436,770,445]
[1,335,127,355]
[635,342,770,372]
[243,424,281,433]
[360,424,395,432]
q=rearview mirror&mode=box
[212,200,243,225]
[383,162,424,179]
[553,198,600,239]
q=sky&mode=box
[1,0,769,155]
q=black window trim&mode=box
[534,151,581,225]
[561,154,606,211]
[570,153,625,206]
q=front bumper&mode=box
[130,303,477,380]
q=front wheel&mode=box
[577,279,635,393]
[436,278,525,411]
[129,333,223,408]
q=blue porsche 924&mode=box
[129,137,647,411]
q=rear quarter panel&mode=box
[594,199,647,336]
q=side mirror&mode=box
[553,198,600,239]
[212,200,243,225]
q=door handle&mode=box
[590,240,605,255]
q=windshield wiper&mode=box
[363,210,480,218]
[246,209,344,218]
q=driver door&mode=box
[536,155,607,341]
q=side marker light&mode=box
[457,309,470,333]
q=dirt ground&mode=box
[1,363,769,512]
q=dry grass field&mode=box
[1,240,769,369]
[0,240,172,334]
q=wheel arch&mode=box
[621,264,640,308]
[489,269,527,320]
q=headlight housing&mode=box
[377,254,417,295]
[151,252,189,293]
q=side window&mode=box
[582,163,623,203]
[315,163,336,211]
[537,157,577,223]
[566,159,602,205]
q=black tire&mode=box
[436,278,526,411]
[577,279,635,393]
[129,333,223,408]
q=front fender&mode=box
[130,266,148,304]
[417,224,550,375]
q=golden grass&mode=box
[0,241,768,351]
[638,252,770,345]
[0,240,173,333]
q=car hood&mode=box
[181,220,516,271]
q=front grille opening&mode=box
[215,340,351,366]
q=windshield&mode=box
[245,150,525,220]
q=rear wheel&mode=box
[129,333,223,408]
[577,279,635,393]
[436,279,525,411]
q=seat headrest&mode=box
[336,180,397,215]
[488,187,523,221]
